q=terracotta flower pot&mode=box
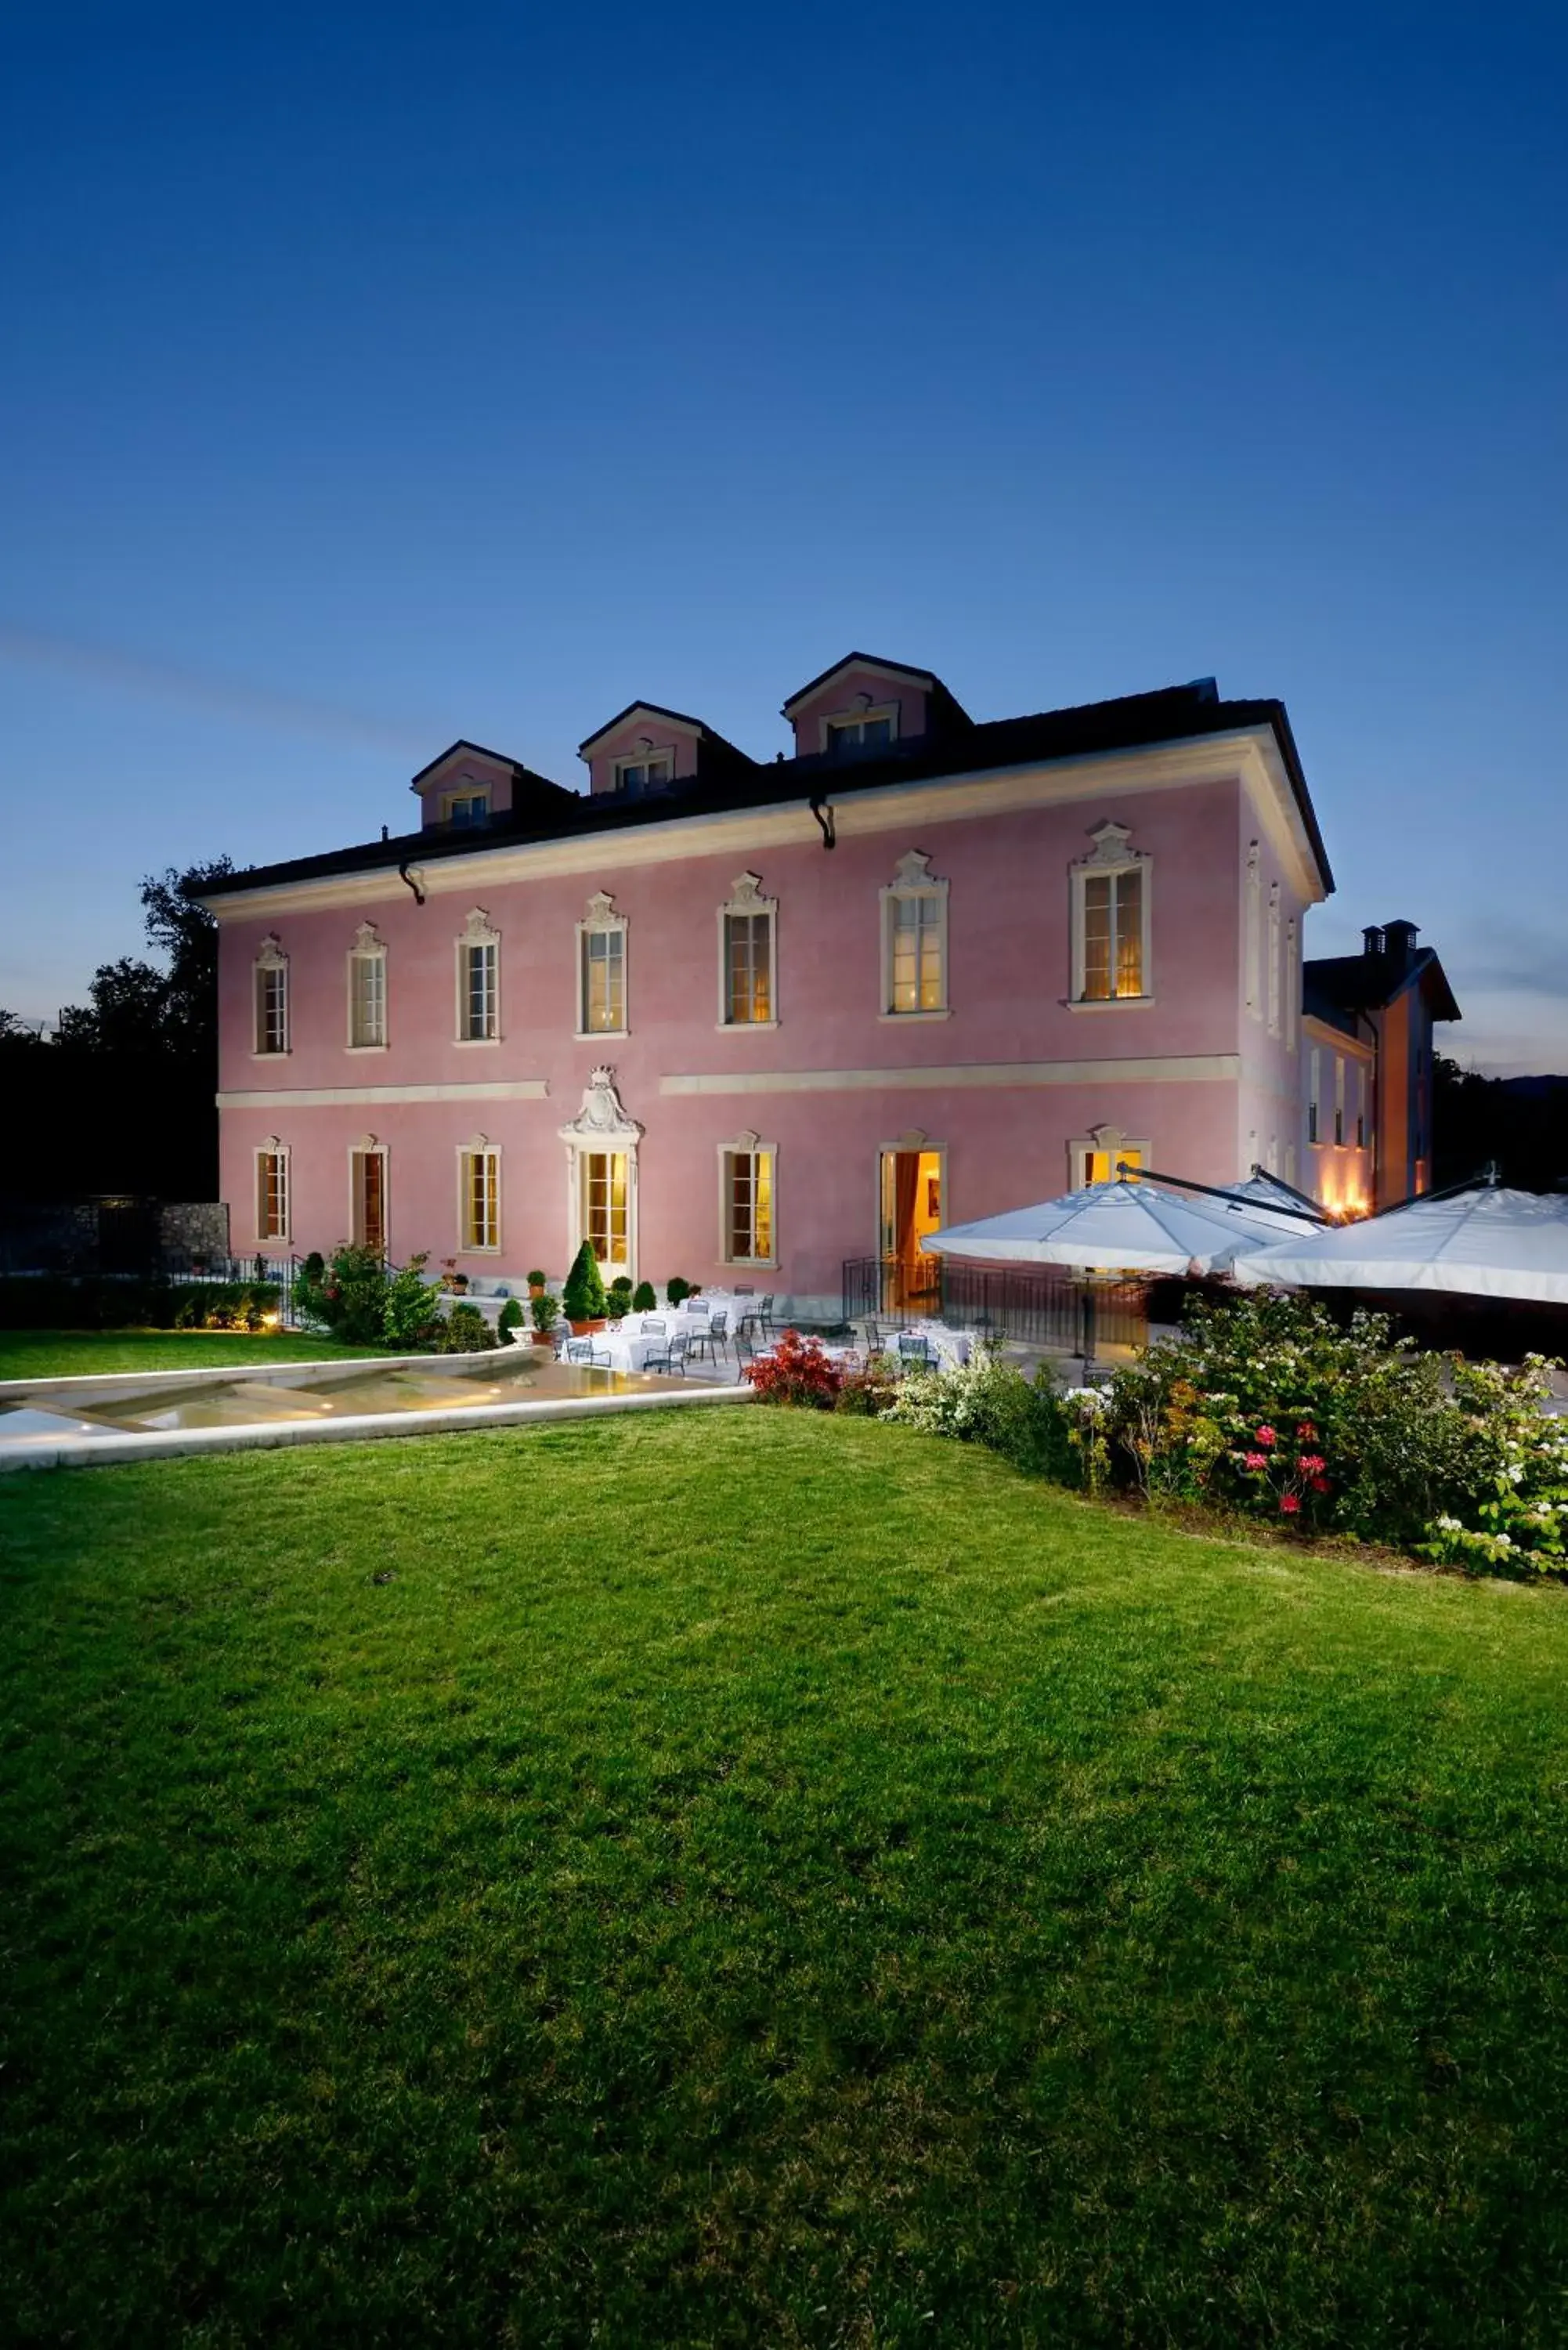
[530,1330,555,1347]
[569,1318,606,1336]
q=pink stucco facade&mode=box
[211,676,1328,1315]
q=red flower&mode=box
[1296,1422,1317,1441]
[1255,1426,1277,1448]
[1279,1492,1301,1514]
[1310,1475,1331,1494]
[1242,1452,1268,1471]
[1297,1453,1326,1475]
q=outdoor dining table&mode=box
[579,1307,741,1375]
[892,1322,977,1368]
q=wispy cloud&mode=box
[0,620,432,756]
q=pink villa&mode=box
[203,656,1457,1318]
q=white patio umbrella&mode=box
[1234,1184,1568,1303]
[921,1179,1299,1279]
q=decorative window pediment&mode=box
[255,933,288,968]
[461,906,500,946]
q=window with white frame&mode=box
[1334,1055,1346,1145]
[347,922,387,1049]
[256,1139,290,1242]
[721,1133,775,1264]
[444,789,490,828]
[1071,823,1150,1002]
[456,909,500,1041]
[1308,1047,1321,1144]
[881,849,948,1015]
[577,891,627,1036]
[719,872,776,1025]
[615,751,673,796]
[458,1139,500,1252]
[253,935,289,1054]
[1070,1125,1147,1188]
[826,706,895,757]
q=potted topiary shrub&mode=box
[607,1275,634,1319]
[562,1242,609,1334]
[666,1275,691,1307]
[527,1268,547,1299]
[497,1296,525,1343]
[529,1291,560,1347]
[631,1281,657,1313]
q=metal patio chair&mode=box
[641,1330,690,1377]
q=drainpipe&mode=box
[809,794,836,849]
[398,862,425,906]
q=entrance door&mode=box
[581,1150,630,1284]
[352,1148,388,1255]
[879,1148,943,1312]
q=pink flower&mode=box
[1279,1492,1301,1514]
[1297,1454,1326,1475]
[1296,1422,1317,1441]
[1255,1426,1277,1448]
[1242,1452,1268,1472]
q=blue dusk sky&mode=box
[2,1,1564,1068]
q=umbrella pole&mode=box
[1081,1283,1097,1371]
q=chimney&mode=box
[1362,925,1385,957]
[1383,920,1419,970]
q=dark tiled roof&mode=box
[202,678,1332,900]
[406,738,564,790]
[1306,945,1461,1024]
[575,701,753,765]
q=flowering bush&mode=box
[1097,1292,1567,1564]
[298,1246,443,1349]
[1422,1356,1568,1570]
[880,1348,1080,1480]
[834,1356,900,1417]
[743,1329,843,1409]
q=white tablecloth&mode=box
[575,1310,740,1374]
[891,1323,975,1368]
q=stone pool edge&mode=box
[0,1344,512,1405]
[0,1381,756,1473]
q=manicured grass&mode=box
[0,1329,396,1379]
[4,1412,1568,2346]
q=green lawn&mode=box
[4,1412,1568,2347]
[0,1329,395,1380]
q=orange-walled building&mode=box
[1302,921,1461,1215]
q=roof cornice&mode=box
[201,722,1326,923]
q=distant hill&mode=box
[1437,1060,1568,1190]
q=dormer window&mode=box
[444,790,490,829]
[826,706,896,757]
[615,752,673,797]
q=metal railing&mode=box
[841,1256,1147,1353]
[162,1252,301,1324]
